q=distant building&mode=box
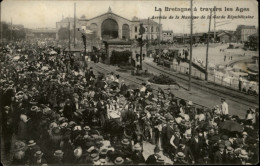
[139,18,162,41]
[56,7,163,41]
[217,31,234,43]
[235,25,257,42]
[29,28,57,39]
[162,30,173,41]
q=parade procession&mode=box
[0,0,259,165]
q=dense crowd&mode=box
[0,41,259,165]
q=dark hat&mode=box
[51,127,61,135]
[154,146,160,153]
[179,139,186,145]
[221,135,229,140]
[13,141,28,152]
[219,143,225,149]
[175,128,180,132]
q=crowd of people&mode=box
[0,40,259,165]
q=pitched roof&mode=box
[162,30,173,33]
[139,19,159,25]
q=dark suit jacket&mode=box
[189,137,203,159]
[177,146,194,163]
[214,151,224,164]
[146,154,158,164]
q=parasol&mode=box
[219,120,243,132]
[13,56,20,61]
[49,50,57,55]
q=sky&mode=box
[1,0,258,33]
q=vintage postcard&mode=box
[0,0,259,165]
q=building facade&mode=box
[56,7,162,41]
[235,25,257,42]
[162,30,173,41]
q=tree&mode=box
[58,27,70,40]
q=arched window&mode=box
[122,24,130,39]
[101,19,118,39]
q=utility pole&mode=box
[148,17,150,44]
[74,3,76,48]
[213,6,216,42]
[0,4,2,44]
[188,0,193,91]
[205,10,212,81]
[68,22,71,52]
[147,17,150,56]
[139,23,145,70]
[11,17,12,42]
[158,9,162,57]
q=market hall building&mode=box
[56,7,162,41]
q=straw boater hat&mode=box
[156,156,165,163]
[54,150,64,157]
[176,152,185,159]
[27,140,36,147]
[187,101,193,106]
[114,157,124,165]
[242,132,248,136]
[84,126,91,131]
[60,122,68,128]
[121,139,130,145]
[90,153,99,161]
[226,146,234,152]
[100,147,108,155]
[34,151,43,157]
[99,158,106,164]
[31,106,39,112]
[239,150,248,158]
[74,147,83,158]
[133,143,142,151]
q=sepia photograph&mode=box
[0,0,259,165]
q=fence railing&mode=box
[159,61,258,95]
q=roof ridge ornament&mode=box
[108,6,112,13]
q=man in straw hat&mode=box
[174,152,188,164]
[114,157,124,165]
[131,143,145,164]
[213,143,225,164]
[119,138,133,159]
[51,150,64,165]
[31,150,47,165]
[176,139,195,164]
[146,146,161,164]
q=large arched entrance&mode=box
[101,19,118,40]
